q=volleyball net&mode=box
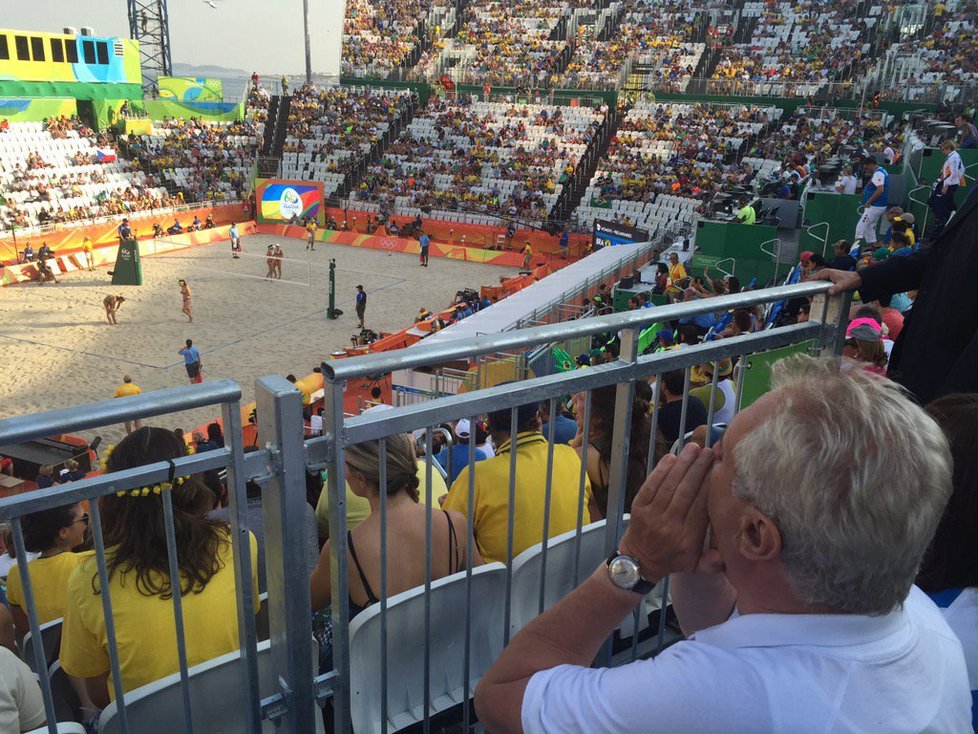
[145,237,316,288]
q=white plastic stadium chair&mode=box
[348,562,508,734]
[509,519,627,636]
[21,617,64,673]
[98,638,323,734]
[26,724,87,733]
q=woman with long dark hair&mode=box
[6,502,89,634]
[60,427,258,707]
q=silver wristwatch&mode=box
[606,551,656,594]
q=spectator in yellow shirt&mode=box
[6,502,97,723]
[306,220,318,251]
[666,252,688,300]
[6,502,90,634]
[82,237,95,271]
[60,427,259,706]
[113,375,142,434]
[443,401,591,564]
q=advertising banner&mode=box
[158,77,223,103]
[256,180,324,224]
[593,219,649,249]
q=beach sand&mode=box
[0,234,519,444]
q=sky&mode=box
[4,0,345,76]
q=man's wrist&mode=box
[610,540,663,589]
[593,563,652,602]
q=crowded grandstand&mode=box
[1,0,977,732]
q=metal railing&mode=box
[315,280,849,731]
[0,281,849,733]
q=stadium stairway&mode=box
[695,45,724,80]
[596,4,625,42]
[329,93,421,204]
[732,15,756,44]
[549,103,619,226]
[257,94,292,178]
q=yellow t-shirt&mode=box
[82,240,93,254]
[60,532,259,699]
[668,262,687,285]
[114,382,141,398]
[6,551,91,624]
[315,460,449,540]
[443,431,591,564]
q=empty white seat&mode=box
[348,562,508,734]
[99,638,322,734]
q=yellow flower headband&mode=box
[101,442,196,498]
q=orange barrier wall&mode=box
[324,207,592,257]
[256,223,576,271]
[0,202,249,264]
[1,222,259,286]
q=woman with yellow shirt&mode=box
[60,427,259,708]
[6,502,90,636]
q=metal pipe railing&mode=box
[0,280,848,734]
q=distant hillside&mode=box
[171,62,248,78]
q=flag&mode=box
[96,148,117,163]
[552,347,574,373]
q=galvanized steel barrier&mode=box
[0,281,849,733]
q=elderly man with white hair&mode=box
[476,356,971,732]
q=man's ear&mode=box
[738,507,782,562]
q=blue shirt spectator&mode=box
[542,413,578,445]
[435,419,487,485]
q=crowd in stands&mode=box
[711,0,876,95]
[127,118,261,203]
[0,118,173,230]
[449,0,575,87]
[573,102,777,233]
[341,0,448,75]
[350,96,605,225]
[883,1,978,103]
[280,85,414,199]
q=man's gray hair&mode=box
[731,356,952,615]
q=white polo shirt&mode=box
[522,586,971,733]
[942,587,978,690]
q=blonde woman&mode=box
[310,432,480,613]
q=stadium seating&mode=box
[99,638,323,734]
[0,120,172,230]
[129,119,261,203]
[711,0,876,96]
[341,0,453,76]
[280,86,415,199]
[509,519,612,636]
[573,102,781,232]
[885,12,978,103]
[20,617,63,674]
[351,98,606,226]
[348,562,508,734]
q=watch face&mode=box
[608,555,641,590]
